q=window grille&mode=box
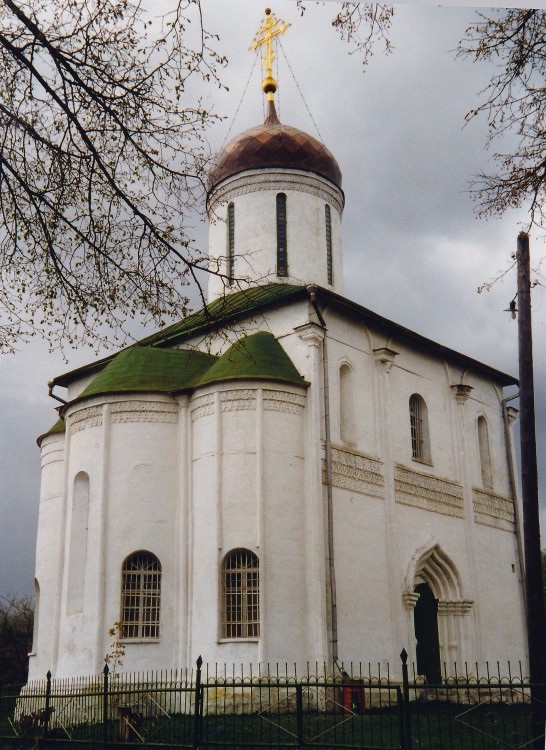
[222,549,260,639]
[227,203,235,284]
[325,204,333,285]
[121,552,161,639]
[276,193,288,276]
[410,394,430,462]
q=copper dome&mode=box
[208,102,342,191]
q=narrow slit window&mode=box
[227,202,235,284]
[121,551,161,639]
[276,193,288,277]
[339,364,356,444]
[477,416,493,488]
[325,204,333,285]
[222,549,260,639]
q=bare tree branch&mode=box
[0,0,228,353]
[331,3,394,67]
[458,9,546,230]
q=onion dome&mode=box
[208,101,342,192]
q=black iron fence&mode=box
[0,652,544,749]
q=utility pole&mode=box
[516,231,545,748]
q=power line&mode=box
[278,38,323,141]
[220,53,259,150]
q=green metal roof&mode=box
[138,284,306,348]
[39,330,306,444]
[77,346,217,400]
[36,416,65,447]
[196,332,307,388]
[53,284,306,388]
[49,282,517,394]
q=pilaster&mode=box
[92,403,111,674]
[450,384,480,664]
[373,347,401,662]
[175,395,190,669]
[297,323,329,664]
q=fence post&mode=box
[43,670,52,738]
[296,683,304,747]
[103,664,109,750]
[193,655,203,750]
[400,649,412,750]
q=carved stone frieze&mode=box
[111,401,178,424]
[208,170,344,216]
[69,406,103,435]
[221,389,257,412]
[394,465,465,518]
[263,390,306,414]
[472,489,515,531]
[323,446,385,498]
[191,394,215,421]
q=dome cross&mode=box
[251,8,290,101]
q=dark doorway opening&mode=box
[414,582,441,684]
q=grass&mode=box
[0,701,537,749]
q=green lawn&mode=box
[0,701,537,749]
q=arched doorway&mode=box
[413,583,441,684]
[403,541,474,675]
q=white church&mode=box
[29,10,527,682]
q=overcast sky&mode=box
[1,0,545,598]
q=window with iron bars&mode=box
[222,549,260,639]
[121,551,161,639]
[409,393,430,463]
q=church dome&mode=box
[208,102,342,191]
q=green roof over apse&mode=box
[77,346,217,400]
[196,332,307,388]
[39,332,306,443]
[52,284,306,388]
[44,417,66,437]
[138,284,306,348]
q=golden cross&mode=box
[251,8,290,101]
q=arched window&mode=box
[276,193,288,276]
[227,202,235,284]
[121,551,161,639]
[409,394,431,463]
[67,472,89,615]
[221,549,260,639]
[339,364,356,444]
[477,416,493,488]
[325,204,333,286]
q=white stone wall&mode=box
[207,169,344,301]
[188,381,309,667]
[30,296,527,680]
[29,432,66,678]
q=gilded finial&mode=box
[251,8,290,102]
